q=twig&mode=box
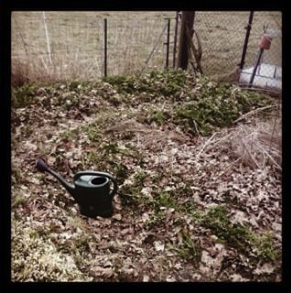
[234,105,273,123]
[206,132,233,149]
[266,116,279,166]
[252,139,282,171]
[161,101,166,112]
[217,156,242,178]
[239,86,281,96]
[194,132,217,162]
[241,139,261,169]
[192,120,200,136]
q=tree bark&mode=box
[177,11,195,70]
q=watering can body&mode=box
[73,171,118,218]
[36,159,118,218]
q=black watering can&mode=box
[36,158,118,218]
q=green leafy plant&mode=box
[146,210,166,229]
[12,194,27,208]
[152,190,177,210]
[151,110,169,126]
[103,69,192,100]
[254,231,279,262]
[202,205,278,261]
[12,83,38,108]
[168,228,202,267]
[174,85,272,136]
[60,128,80,141]
[119,169,149,206]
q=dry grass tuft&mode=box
[231,114,282,171]
[195,104,281,173]
[12,59,30,87]
[230,116,281,171]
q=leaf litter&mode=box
[11,71,281,282]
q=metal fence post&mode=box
[239,11,254,70]
[104,18,107,77]
[165,18,171,69]
[249,47,264,86]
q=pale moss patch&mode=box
[11,216,92,282]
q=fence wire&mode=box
[193,11,281,75]
[238,12,282,93]
[12,11,281,90]
[11,12,176,85]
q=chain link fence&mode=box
[12,11,281,91]
[193,11,281,73]
[238,12,282,93]
[193,11,247,75]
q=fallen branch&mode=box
[234,105,273,123]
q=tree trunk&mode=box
[177,11,195,70]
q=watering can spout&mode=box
[36,158,76,198]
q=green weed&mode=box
[151,110,169,126]
[255,231,279,262]
[202,205,278,261]
[146,210,166,229]
[12,194,27,208]
[169,228,202,267]
[152,190,177,210]
[103,69,192,99]
[60,128,80,141]
[174,83,272,136]
[12,83,38,108]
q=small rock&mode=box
[153,241,165,252]
[166,275,176,282]
[141,187,152,198]
[36,88,46,96]
[272,222,281,232]
[112,214,122,221]
[231,274,250,282]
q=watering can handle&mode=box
[74,171,118,200]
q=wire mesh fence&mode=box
[105,16,170,76]
[193,11,248,75]
[243,12,282,68]
[11,11,281,91]
[238,12,282,93]
[193,11,281,75]
[11,11,176,86]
